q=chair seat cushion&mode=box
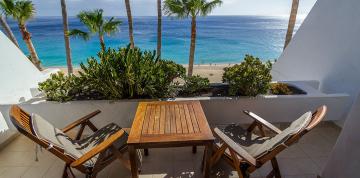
[76,123,128,153]
[215,124,270,158]
[31,113,83,159]
[31,114,127,167]
[216,111,312,158]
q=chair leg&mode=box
[62,165,68,178]
[62,164,75,178]
[144,149,149,156]
[267,157,281,178]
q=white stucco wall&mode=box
[271,0,360,112]
[0,31,46,104]
[270,0,360,176]
[322,95,360,178]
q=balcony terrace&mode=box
[0,121,340,178]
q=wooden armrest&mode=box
[70,129,125,167]
[243,110,282,134]
[214,128,257,166]
[62,110,101,133]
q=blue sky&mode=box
[32,0,318,17]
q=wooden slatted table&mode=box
[128,101,215,178]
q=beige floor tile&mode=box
[278,145,308,159]
[277,158,319,176]
[0,121,341,178]
[0,166,28,178]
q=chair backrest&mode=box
[258,105,327,163]
[9,105,76,165]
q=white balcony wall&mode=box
[271,0,360,118]
[270,0,360,176]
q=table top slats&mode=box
[189,104,200,133]
[184,104,195,133]
[127,103,147,143]
[167,105,171,133]
[153,105,161,134]
[160,105,166,134]
[128,101,215,145]
[179,104,188,134]
[147,105,155,134]
[170,104,177,134]
[174,104,182,134]
[142,105,151,134]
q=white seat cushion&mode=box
[31,114,128,167]
[31,113,83,159]
[252,111,312,157]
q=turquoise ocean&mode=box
[4,16,301,67]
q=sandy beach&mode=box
[54,64,234,83]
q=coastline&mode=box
[51,64,234,83]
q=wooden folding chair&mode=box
[9,105,136,178]
[207,105,327,178]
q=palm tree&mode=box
[284,0,299,49]
[68,9,122,52]
[124,0,134,48]
[0,0,41,70]
[0,15,19,47]
[157,0,162,58]
[164,0,222,76]
[60,0,73,74]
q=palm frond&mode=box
[103,17,122,36]
[15,0,35,24]
[67,29,90,41]
[77,9,104,33]
[200,0,222,16]
[0,0,16,17]
[163,0,189,18]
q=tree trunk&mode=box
[19,24,42,70]
[156,0,162,58]
[0,16,20,48]
[60,0,73,74]
[99,35,105,52]
[188,16,197,77]
[125,0,135,49]
[284,0,299,49]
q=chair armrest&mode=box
[243,110,282,134]
[214,128,257,166]
[70,129,125,167]
[62,110,101,133]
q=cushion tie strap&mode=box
[34,144,43,162]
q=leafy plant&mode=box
[222,55,272,96]
[270,83,293,95]
[180,75,210,96]
[39,46,186,102]
[38,72,80,102]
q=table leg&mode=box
[144,148,149,156]
[128,145,138,178]
[192,146,197,154]
[203,143,213,178]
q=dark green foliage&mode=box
[222,55,272,96]
[38,72,80,102]
[39,46,186,101]
[270,83,293,95]
[180,75,210,96]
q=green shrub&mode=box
[270,83,293,95]
[38,72,80,102]
[180,75,210,96]
[222,55,272,96]
[39,46,186,101]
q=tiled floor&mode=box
[0,122,341,178]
